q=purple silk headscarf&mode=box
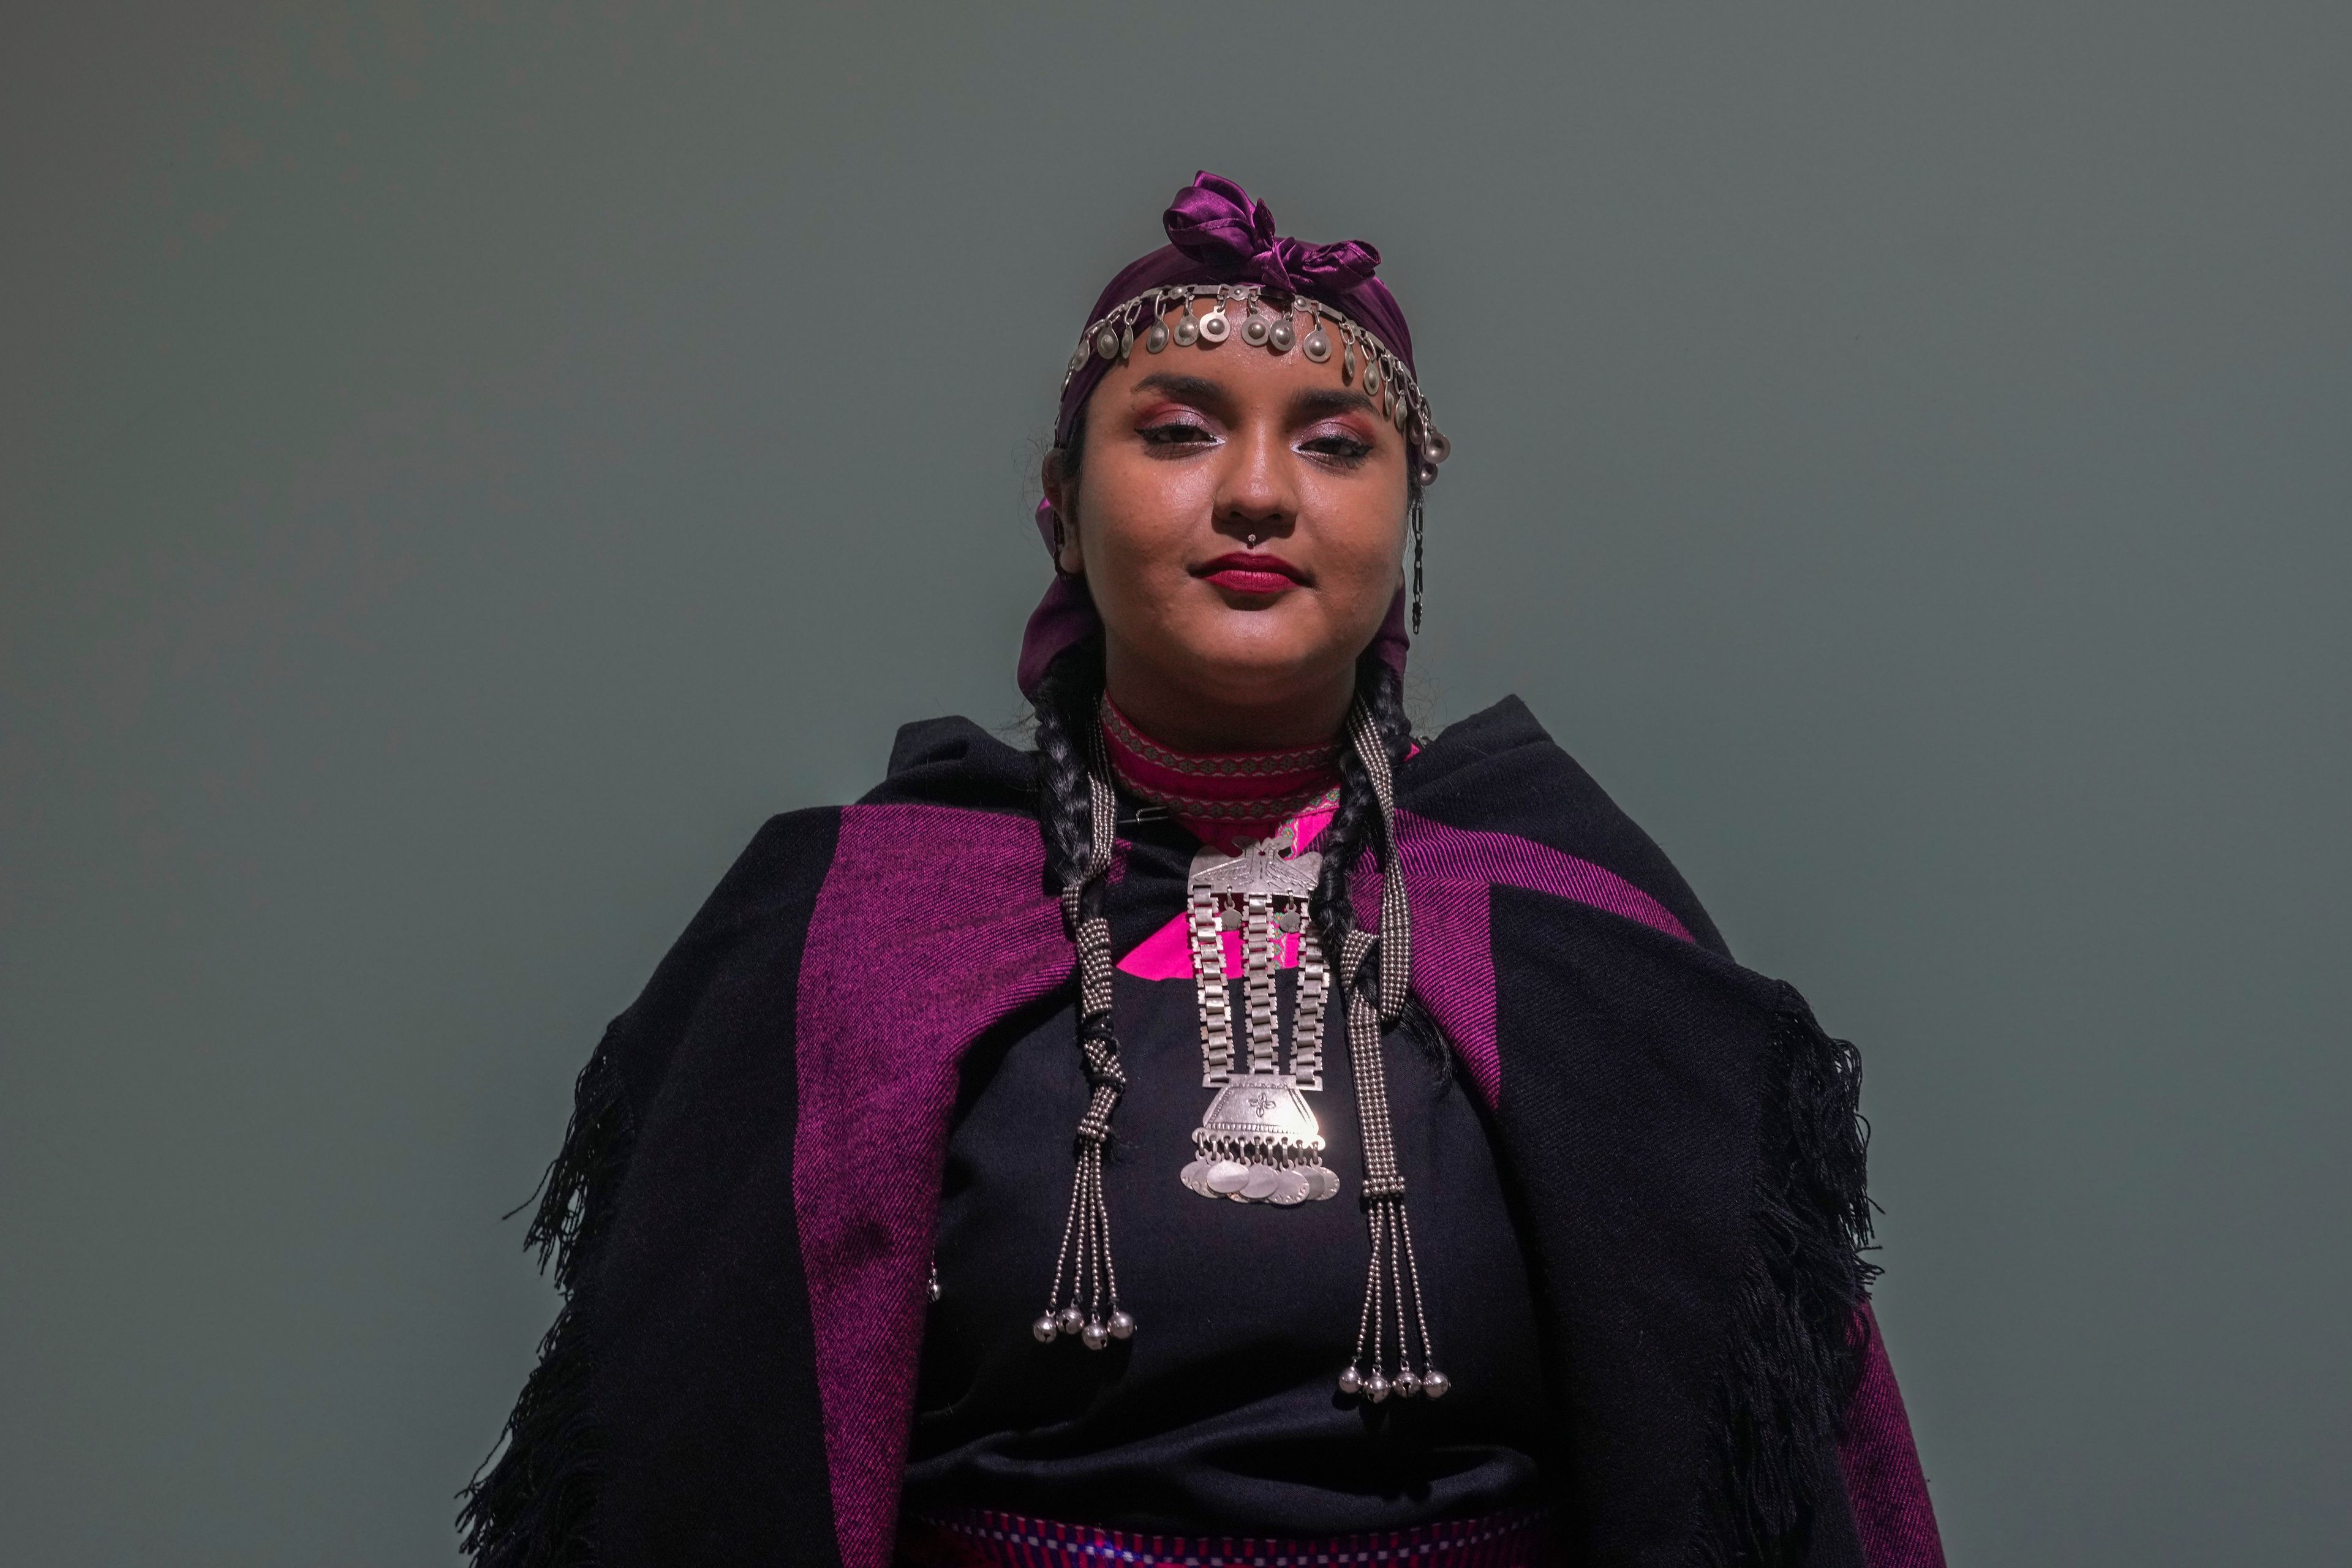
[1019,172,1419,698]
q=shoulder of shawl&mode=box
[858,714,1041,817]
[600,806,845,1098]
[1400,695,1732,958]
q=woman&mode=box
[462,173,1945,1568]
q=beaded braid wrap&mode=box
[1329,700,1446,1403]
[1033,729,1138,1351]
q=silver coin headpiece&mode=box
[1062,282,1452,489]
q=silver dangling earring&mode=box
[1409,496,1424,633]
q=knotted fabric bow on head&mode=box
[1023,172,1420,697]
[1161,172,1383,298]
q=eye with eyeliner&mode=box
[1299,426,1374,463]
[1138,417,1218,447]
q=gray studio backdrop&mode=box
[4,4,2346,1564]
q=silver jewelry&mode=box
[1035,703,1443,1402]
[1063,283,1450,488]
[1330,701,1444,1401]
[1175,822,1340,1207]
[1033,725,1138,1352]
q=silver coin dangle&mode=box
[1268,316,1295,353]
[1198,305,1231,344]
[1146,322,1169,353]
[1303,328,1331,363]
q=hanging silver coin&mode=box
[1094,326,1121,361]
[1173,315,1199,347]
[1146,322,1169,353]
[1306,1166,1340,1201]
[1363,363,1382,395]
[1393,392,1408,429]
[1199,309,1231,344]
[1269,1167,1311,1205]
[1240,312,1272,347]
[1180,1157,1213,1196]
[1241,1164,1281,1200]
[1205,1159,1250,1194]
[1268,318,1295,353]
[1303,329,1331,363]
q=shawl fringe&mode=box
[459,1023,636,1566]
[1687,984,1880,1566]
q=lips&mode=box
[1195,552,1307,596]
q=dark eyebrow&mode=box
[1130,372,1231,406]
[1289,386,1381,421]
[1128,373,1381,427]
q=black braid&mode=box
[1030,633,1108,911]
[1307,649,1415,982]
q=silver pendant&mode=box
[1303,328,1331,363]
[1146,322,1169,353]
[1094,325,1121,361]
[1180,823,1337,1204]
[1185,1071,1335,1205]
[1198,307,1231,344]
[1240,309,1272,347]
[1268,317,1296,353]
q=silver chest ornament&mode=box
[1175,821,1341,1205]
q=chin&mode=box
[1167,638,1348,706]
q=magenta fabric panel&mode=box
[1839,1305,1947,1567]
[794,804,1071,1568]
[1392,810,1696,1107]
[900,1504,1561,1568]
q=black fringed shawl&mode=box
[462,698,1936,1568]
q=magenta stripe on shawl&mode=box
[794,804,1071,1568]
[1393,809,1695,1107]
[1841,1305,1948,1567]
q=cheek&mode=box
[1305,480,1409,586]
[1077,451,1210,579]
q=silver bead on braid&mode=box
[1034,717,1138,1351]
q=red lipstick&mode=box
[1195,552,1307,596]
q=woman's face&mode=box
[1044,301,1411,741]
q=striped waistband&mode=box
[898,1504,1559,1568]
